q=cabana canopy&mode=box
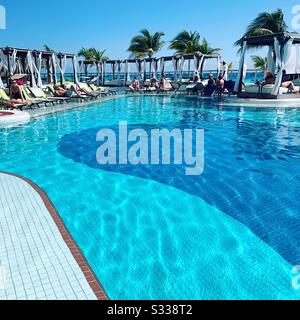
[80,52,222,86]
[235,32,300,99]
[0,46,78,88]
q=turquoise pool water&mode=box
[1,96,300,299]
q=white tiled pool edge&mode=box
[0,172,106,300]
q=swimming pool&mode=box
[1,95,300,299]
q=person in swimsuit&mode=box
[129,76,140,91]
[10,80,28,104]
[281,70,299,93]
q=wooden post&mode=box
[103,62,106,86]
[72,56,77,84]
[84,63,88,80]
[79,61,83,82]
[59,55,63,86]
[52,57,57,85]
[46,56,52,83]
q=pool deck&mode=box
[0,172,108,300]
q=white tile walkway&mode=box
[0,173,97,300]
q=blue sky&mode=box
[0,0,296,68]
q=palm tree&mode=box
[78,48,108,72]
[128,29,165,58]
[235,9,288,47]
[251,55,267,70]
[43,45,54,52]
[199,38,221,54]
[78,47,94,61]
[78,48,108,78]
[169,31,202,54]
[169,31,202,76]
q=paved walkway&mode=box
[0,172,106,300]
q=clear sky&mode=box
[0,0,297,68]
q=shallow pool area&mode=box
[1,96,300,299]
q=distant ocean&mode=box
[43,70,265,84]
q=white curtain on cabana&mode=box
[102,61,106,85]
[56,55,67,85]
[117,62,122,84]
[284,44,300,74]
[193,55,198,77]
[10,49,17,75]
[26,51,37,87]
[124,61,130,84]
[267,46,275,74]
[234,41,247,93]
[172,57,178,81]
[151,59,158,78]
[271,38,294,95]
[217,55,221,76]
[160,58,165,78]
[179,57,185,81]
[142,60,146,81]
[32,52,43,87]
[223,61,229,81]
[0,61,4,88]
[198,56,204,78]
[135,60,141,80]
[95,62,101,86]
[51,53,57,84]
[0,49,17,76]
[72,56,79,84]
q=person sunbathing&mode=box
[10,80,28,104]
[54,84,83,98]
[158,76,170,92]
[129,77,140,91]
[149,77,159,91]
[54,85,68,97]
[281,70,299,93]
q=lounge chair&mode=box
[29,87,71,104]
[174,84,189,95]
[21,87,52,107]
[88,83,116,96]
[0,88,28,110]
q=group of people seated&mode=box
[129,76,172,92]
[264,70,299,93]
[129,73,229,95]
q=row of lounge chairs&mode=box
[0,82,117,111]
[126,80,235,97]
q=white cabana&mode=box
[236,33,300,98]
